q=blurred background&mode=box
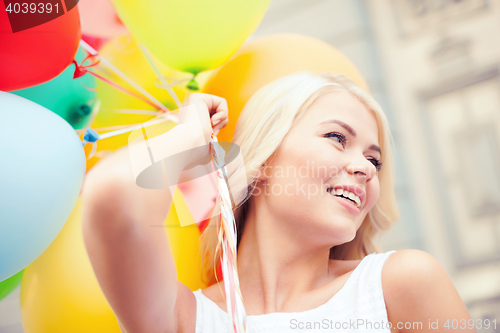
[1,0,500,332]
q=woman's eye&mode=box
[325,132,346,147]
[368,158,383,172]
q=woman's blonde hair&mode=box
[199,71,399,286]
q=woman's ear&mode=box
[255,164,269,182]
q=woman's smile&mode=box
[329,192,361,215]
[326,186,363,215]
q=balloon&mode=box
[177,172,218,227]
[95,35,188,118]
[167,188,207,290]
[81,34,108,51]
[21,197,122,333]
[84,35,212,171]
[20,191,204,332]
[0,2,81,91]
[0,92,85,282]
[79,0,128,38]
[11,47,98,130]
[110,0,271,76]
[0,269,23,302]
[202,34,369,142]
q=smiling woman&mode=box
[197,72,475,332]
[82,72,476,333]
[200,72,398,279]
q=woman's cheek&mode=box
[365,179,380,211]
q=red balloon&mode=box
[0,3,81,91]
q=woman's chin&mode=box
[310,220,358,245]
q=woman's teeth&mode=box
[328,188,361,208]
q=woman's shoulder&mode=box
[382,249,446,287]
[381,250,474,332]
[381,249,461,324]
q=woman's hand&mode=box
[182,92,229,136]
[177,93,229,169]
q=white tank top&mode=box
[193,250,396,333]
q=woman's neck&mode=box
[236,198,334,314]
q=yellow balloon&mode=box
[110,0,271,75]
[21,191,205,332]
[167,187,207,290]
[86,35,189,170]
[20,197,121,333]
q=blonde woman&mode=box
[82,72,475,333]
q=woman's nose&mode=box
[346,156,376,182]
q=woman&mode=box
[82,72,475,333]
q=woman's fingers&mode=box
[213,116,228,132]
[211,110,228,127]
[201,93,228,117]
[181,92,229,136]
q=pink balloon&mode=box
[81,34,108,51]
[79,0,128,38]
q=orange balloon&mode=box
[202,34,368,142]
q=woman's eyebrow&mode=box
[320,119,382,155]
[369,145,382,155]
[320,119,356,137]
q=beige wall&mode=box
[367,0,500,322]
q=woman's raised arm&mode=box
[81,93,229,333]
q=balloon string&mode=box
[79,39,170,113]
[77,124,136,134]
[138,43,183,109]
[88,70,164,111]
[113,109,160,116]
[72,54,164,111]
[79,80,100,92]
[80,113,179,159]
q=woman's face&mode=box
[258,91,381,247]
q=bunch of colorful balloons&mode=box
[0,0,367,331]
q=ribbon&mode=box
[81,127,100,159]
[209,134,247,333]
[72,54,100,79]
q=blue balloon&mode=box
[0,91,86,281]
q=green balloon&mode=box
[11,47,97,129]
[0,269,23,301]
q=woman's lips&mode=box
[329,193,361,215]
